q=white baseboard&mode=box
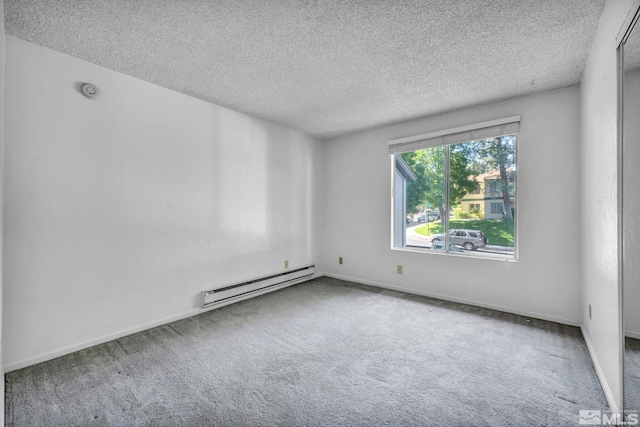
[322,273,581,327]
[4,309,201,373]
[626,330,640,340]
[581,326,620,420]
[4,274,319,373]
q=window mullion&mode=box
[444,145,450,252]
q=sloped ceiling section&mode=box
[5,0,606,139]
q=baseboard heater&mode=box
[202,265,315,309]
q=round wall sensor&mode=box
[81,83,99,98]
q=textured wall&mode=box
[579,0,636,412]
[624,69,640,338]
[3,36,321,370]
[320,86,582,326]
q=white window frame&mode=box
[490,202,503,214]
[389,116,519,261]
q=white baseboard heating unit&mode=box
[202,265,315,309]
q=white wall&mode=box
[3,36,321,371]
[624,69,640,338]
[320,86,582,325]
[580,0,636,413]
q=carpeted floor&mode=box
[5,276,607,426]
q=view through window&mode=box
[392,131,517,260]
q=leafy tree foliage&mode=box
[449,143,479,206]
[466,136,516,219]
[400,148,442,215]
[399,135,515,218]
[400,144,477,215]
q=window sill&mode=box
[391,245,518,262]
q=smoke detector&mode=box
[81,83,99,98]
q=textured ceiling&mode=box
[5,0,606,140]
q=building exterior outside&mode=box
[459,168,515,219]
[393,156,417,247]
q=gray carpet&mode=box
[627,338,640,413]
[5,276,607,426]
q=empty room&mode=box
[1,0,639,426]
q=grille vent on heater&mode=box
[202,265,314,308]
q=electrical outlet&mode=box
[339,257,343,265]
[397,265,403,274]
[284,260,289,269]
[589,304,592,320]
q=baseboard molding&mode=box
[322,273,581,327]
[4,274,319,373]
[581,326,620,419]
[626,330,640,340]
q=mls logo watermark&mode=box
[579,409,639,425]
[579,410,602,425]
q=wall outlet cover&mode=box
[397,265,403,274]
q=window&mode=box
[389,116,518,260]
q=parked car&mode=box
[430,229,488,251]
[431,241,464,252]
[417,212,438,223]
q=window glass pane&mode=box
[449,136,516,259]
[397,146,445,250]
[393,133,516,260]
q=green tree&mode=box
[400,149,442,215]
[400,144,477,215]
[449,143,480,206]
